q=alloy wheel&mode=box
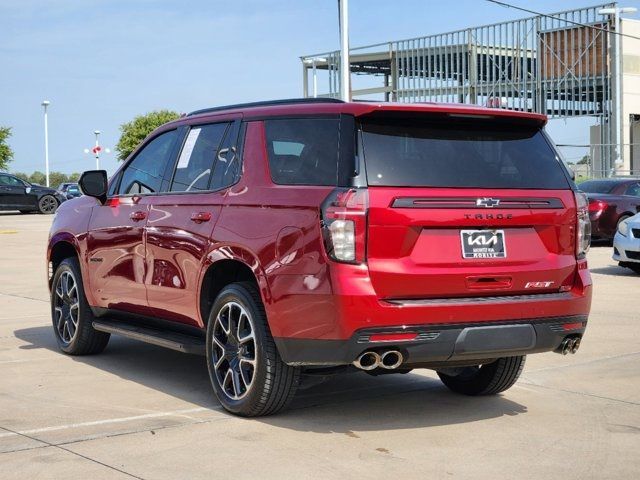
[41,196,57,213]
[53,271,79,344]
[211,301,257,400]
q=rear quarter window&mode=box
[264,118,341,186]
[361,119,570,189]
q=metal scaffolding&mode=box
[301,3,617,173]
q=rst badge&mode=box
[461,230,506,259]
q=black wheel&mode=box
[51,257,110,355]
[38,195,58,214]
[206,282,300,416]
[437,356,526,396]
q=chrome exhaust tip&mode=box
[560,338,573,355]
[353,351,380,371]
[380,350,404,370]
[570,337,581,354]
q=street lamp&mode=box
[41,100,50,187]
[84,130,110,170]
[598,6,638,172]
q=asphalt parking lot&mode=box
[0,212,638,479]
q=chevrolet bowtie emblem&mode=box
[476,198,500,208]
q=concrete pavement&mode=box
[0,212,638,479]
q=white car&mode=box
[613,212,640,274]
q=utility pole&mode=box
[339,0,350,101]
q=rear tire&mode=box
[38,195,58,214]
[51,257,110,355]
[206,282,300,416]
[437,356,526,396]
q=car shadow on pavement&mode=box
[589,265,637,277]
[14,325,527,431]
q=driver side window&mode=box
[626,183,640,197]
[118,130,178,195]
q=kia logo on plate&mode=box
[476,197,500,208]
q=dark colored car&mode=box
[58,183,82,199]
[0,172,67,214]
[47,99,592,417]
[578,179,640,241]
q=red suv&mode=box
[48,99,592,416]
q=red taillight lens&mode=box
[588,199,608,215]
[575,191,591,258]
[321,188,368,264]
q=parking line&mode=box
[0,407,216,439]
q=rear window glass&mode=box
[265,118,340,185]
[361,120,570,189]
[578,180,617,194]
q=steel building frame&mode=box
[301,3,617,172]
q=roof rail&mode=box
[187,98,344,117]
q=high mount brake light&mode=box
[575,191,591,258]
[320,188,368,264]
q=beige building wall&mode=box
[621,18,640,175]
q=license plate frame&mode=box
[460,229,507,259]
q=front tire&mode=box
[51,257,110,355]
[38,195,58,214]
[206,282,300,416]
[437,356,526,396]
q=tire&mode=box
[627,264,640,275]
[38,195,58,214]
[51,257,110,355]
[206,282,300,416]
[437,356,526,396]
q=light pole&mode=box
[598,6,638,173]
[41,100,50,187]
[338,0,350,101]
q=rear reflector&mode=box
[368,333,418,342]
[562,322,585,331]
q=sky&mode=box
[2,0,640,176]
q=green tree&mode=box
[0,126,14,171]
[115,110,180,161]
[577,155,590,165]
[28,171,46,185]
[13,172,29,182]
[69,172,81,182]
[49,171,70,188]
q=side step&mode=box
[92,319,206,355]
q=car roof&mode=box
[162,99,547,131]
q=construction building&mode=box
[301,3,640,177]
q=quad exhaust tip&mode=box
[353,350,404,370]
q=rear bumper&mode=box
[275,315,588,366]
[612,231,640,263]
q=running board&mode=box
[92,319,206,355]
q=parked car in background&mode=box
[0,172,67,214]
[578,179,640,241]
[613,212,640,274]
[57,183,82,199]
[47,99,592,417]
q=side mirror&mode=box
[79,170,108,204]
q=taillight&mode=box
[575,191,591,258]
[320,188,368,264]
[588,199,608,217]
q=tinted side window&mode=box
[119,130,178,195]
[211,121,243,190]
[170,123,229,192]
[625,183,640,197]
[265,118,340,185]
[0,175,22,187]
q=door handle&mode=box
[190,212,212,223]
[129,210,147,221]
